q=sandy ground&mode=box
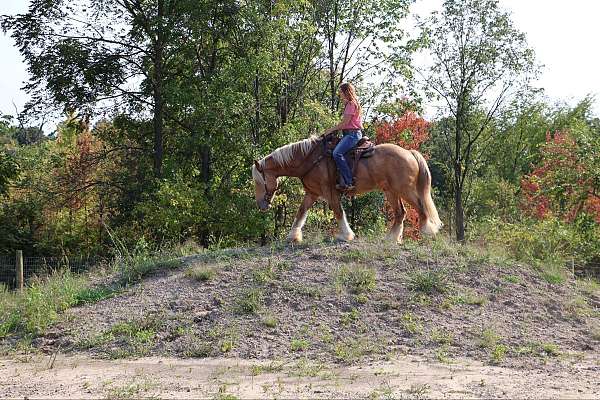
[1,353,598,399]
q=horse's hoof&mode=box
[335,234,355,242]
[287,232,302,243]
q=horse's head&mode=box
[252,160,278,211]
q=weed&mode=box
[448,290,487,307]
[252,264,277,285]
[334,265,376,294]
[0,269,88,337]
[478,328,501,349]
[400,312,423,335]
[281,282,322,298]
[368,382,395,400]
[333,336,382,362]
[406,383,430,398]
[407,269,449,295]
[220,339,235,353]
[185,266,216,282]
[541,270,564,285]
[291,338,309,352]
[234,288,263,314]
[339,249,378,262]
[250,361,284,376]
[435,345,452,363]
[182,337,212,358]
[340,308,360,326]
[541,342,560,356]
[74,285,119,305]
[566,296,593,318]
[104,377,157,399]
[355,293,368,304]
[289,358,327,377]
[491,344,508,364]
[503,275,522,284]
[261,313,278,328]
[430,328,453,345]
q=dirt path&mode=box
[1,353,598,399]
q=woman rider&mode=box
[322,82,363,191]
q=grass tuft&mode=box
[185,266,216,282]
[334,265,376,294]
[407,269,449,295]
[234,288,263,315]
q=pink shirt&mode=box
[341,101,363,130]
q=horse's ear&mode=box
[254,160,263,172]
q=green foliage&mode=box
[0,270,88,337]
[472,217,600,266]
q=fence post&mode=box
[16,250,24,292]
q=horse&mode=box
[251,135,442,243]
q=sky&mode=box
[1,0,599,128]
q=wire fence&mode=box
[0,254,107,290]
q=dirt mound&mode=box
[36,241,600,369]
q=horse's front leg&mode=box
[287,193,318,243]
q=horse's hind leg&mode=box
[385,193,406,244]
[287,193,318,243]
[326,192,355,242]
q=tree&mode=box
[418,0,537,240]
[0,116,19,196]
[521,99,600,224]
[1,0,240,177]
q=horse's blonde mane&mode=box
[252,137,318,186]
[270,137,317,166]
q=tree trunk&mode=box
[454,164,465,241]
[201,144,211,193]
[152,2,165,178]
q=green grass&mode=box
[74,285,120,305]
[490,344,508,364]
[503,275,522,284]
[430,328,453,345]
[261,313,278,328]
[478,328,501,349]
[0,270,89,337]
[400,312,423,335]
[407,269,449,295]
[251,264,277,285]
[541,270,565,285]
[234,288,264,314]
[333,336,384,362]
[340,308,360,326]
[334,265,376,294]
[185,266,216,282]
[290,338,309,352]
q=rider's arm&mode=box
[323,114,352,135]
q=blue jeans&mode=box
[333,130,362,186]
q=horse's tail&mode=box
[410,150,443,235]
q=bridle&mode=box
[256,165,276,205]
[256,134,333,205]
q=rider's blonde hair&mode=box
[340,82,362,116]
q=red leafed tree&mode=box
[375,112,431,239]
[521,130,600,223]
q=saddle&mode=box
[325,133,376,182]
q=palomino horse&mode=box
[252,135,442,243]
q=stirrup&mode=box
[336,183,355,192]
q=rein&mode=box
[258,134,332,203]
